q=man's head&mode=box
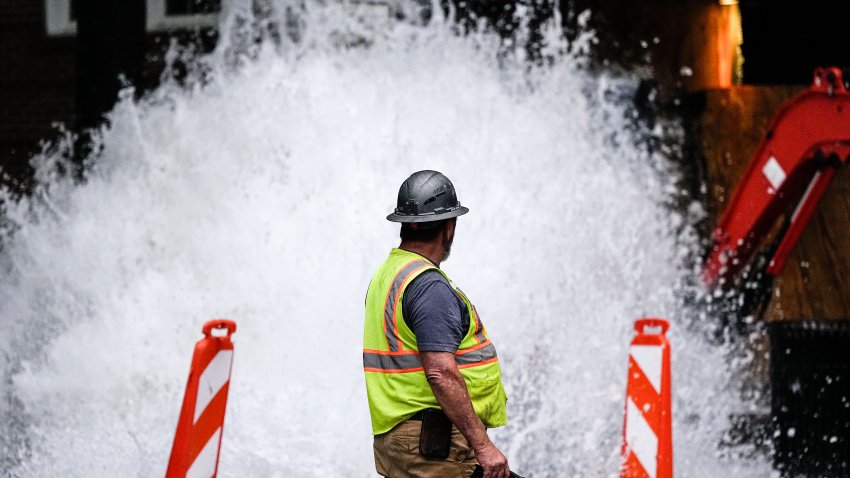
[399,218,457,262]
[387,170,467,264]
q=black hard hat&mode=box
[386,170,469,223]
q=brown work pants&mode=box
[373,420,479,478]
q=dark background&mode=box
[1,1,849,476]
[3,0,849,191]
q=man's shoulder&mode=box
[404,269,465,316]
[403,268,450,298]
[411,267,448,284]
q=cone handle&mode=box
[203,319,237,338]
[634,318,669,336]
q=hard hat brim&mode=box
[386,206,469,223]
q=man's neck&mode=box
[399,241,442,267]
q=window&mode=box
[44,0,76,36]
[44,0,220,36]
[147,0,220,31]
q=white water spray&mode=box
[1,2,770,477]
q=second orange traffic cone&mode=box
[620,318,673,478]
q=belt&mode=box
[408,410,425,421]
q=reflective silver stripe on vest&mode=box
[455,342,497,366]
[384,260,432,351]
[363,343,497,372]
[455,287,488,345]
[471,306,487,344]
[363,352,423,371]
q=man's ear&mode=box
[445,218,456,238]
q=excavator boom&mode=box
[704,67,850,288]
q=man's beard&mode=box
[441,233,453,262]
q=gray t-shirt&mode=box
[402,269,470,353]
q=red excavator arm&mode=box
[704,67,850,289]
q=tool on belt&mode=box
[415,409,525,477]
[417,409,454,459]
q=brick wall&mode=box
[0,2,217,193]
[0,0,76,192]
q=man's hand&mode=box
[420,352,511,478]
[475,442,510,478]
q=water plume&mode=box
[0,2,769,476]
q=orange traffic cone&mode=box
[166,320,237,478]
[620,318,673,478]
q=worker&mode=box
[363,170,511,478]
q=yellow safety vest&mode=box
[363,248,508,435]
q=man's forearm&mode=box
[421,352,492,450]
